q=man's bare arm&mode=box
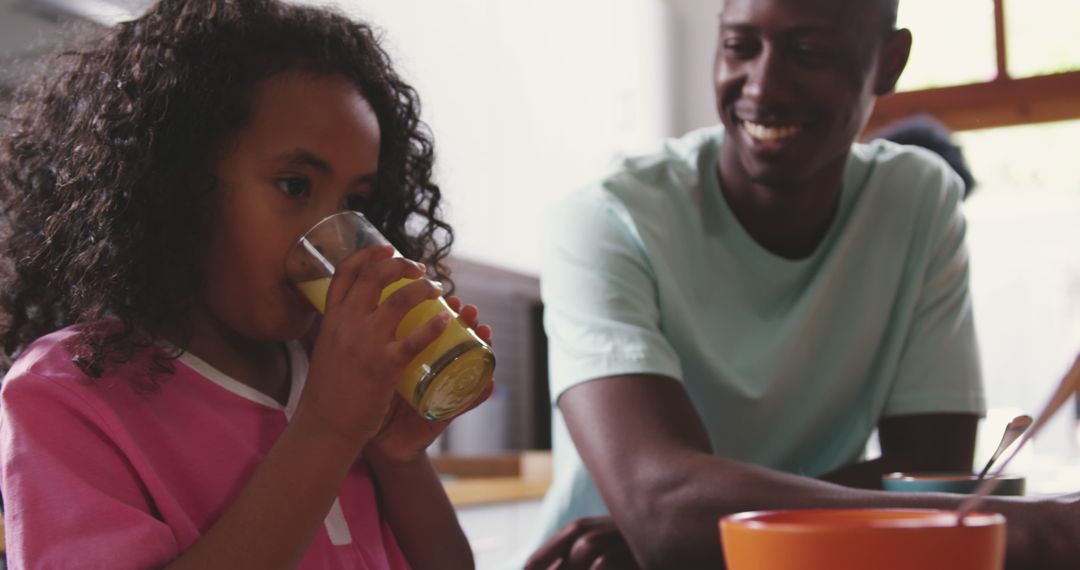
[557,374,1068,569]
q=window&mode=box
[867,0,1080,134]
[958,119,1080,482]
[896,0,997,92]
[958,119,1080,195]
[1006,0,1080,78]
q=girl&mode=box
[0,0,490,568]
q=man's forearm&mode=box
[612,453,878,568]
[619,453,1067,570]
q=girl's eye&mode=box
[275,177,311,198]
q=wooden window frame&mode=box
[866,0,1080,134]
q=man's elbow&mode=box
[607,468,724,568]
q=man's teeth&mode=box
[743,122,800,141]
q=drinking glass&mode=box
[286,211,495,420]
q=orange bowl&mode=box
[720,508,1005,570]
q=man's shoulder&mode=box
[856,139,965,197]
[852,138,966,214]
[611,125,720,187]
[563,125,723,216]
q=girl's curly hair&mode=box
[0,0,453,377]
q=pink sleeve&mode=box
[1,371,179,569]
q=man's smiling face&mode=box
[714,0,900,189]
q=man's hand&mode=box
[525,516,640,570]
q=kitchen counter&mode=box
[442,476,551,507]
[434,451,552,508]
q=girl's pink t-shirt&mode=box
[0,324,410,569]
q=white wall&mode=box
[666,0,723,134]
[2,0,684,275]
[4,0,691,275]
[299,0,678,275]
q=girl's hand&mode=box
[447,295,493,346]
[364,295,495,465]
[293,245,450,454]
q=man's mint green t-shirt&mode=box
[522,125,985,556]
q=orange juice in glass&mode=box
[287,211,494,420]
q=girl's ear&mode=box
[875,28,912,96]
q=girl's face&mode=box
[201,71,382,342]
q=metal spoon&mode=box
[976,414,1032,480]
[957,352,1080,520]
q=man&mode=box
[519,0,1079,568]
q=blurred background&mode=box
[2,0,1079,489]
